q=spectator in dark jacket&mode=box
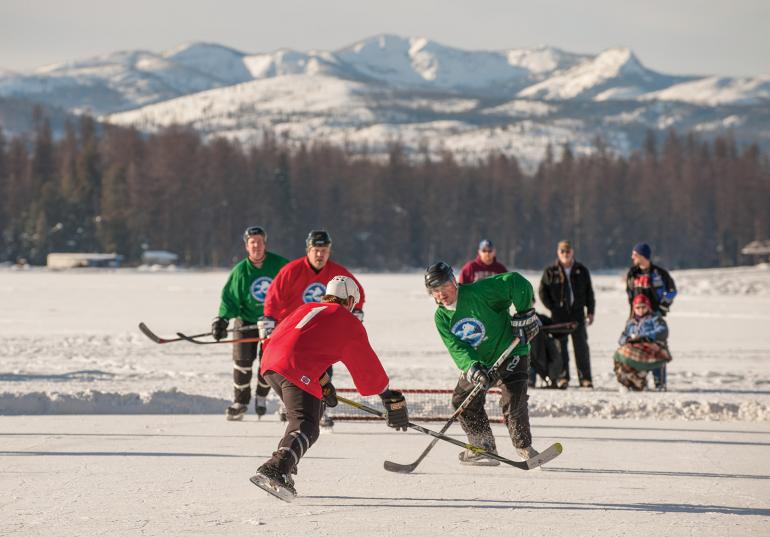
[458,239,508,284]
[538,240,596,388]
[625,242,677,390]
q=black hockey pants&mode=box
[232,318,271,405]
[451,353,533,450]
[262,371,323,474]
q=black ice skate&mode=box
[225,403,247,421]
[250,465,297,502]
[254,396,267,418]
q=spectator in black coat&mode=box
[538,240,596,388]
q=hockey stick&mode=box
[541,321,578,335]
[383,337,520,474]
[138,322,259,344]
[337,395,562,471]
[175,332,263,345]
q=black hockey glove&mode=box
[380,389,409,431]
[211,317,229,341]
[257,316,276,339]
[319,372,338,408]
[511,308,541,345]
[465,362,495,390]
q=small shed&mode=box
[141,250,179,266]
[741,240,770,263]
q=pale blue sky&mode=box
[1,0,768,76]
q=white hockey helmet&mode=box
[325,275,361,307]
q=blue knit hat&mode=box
[478,239,494,250]
[633,242,651,260]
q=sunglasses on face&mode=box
[480,249,494,253]
[559,249,572,254]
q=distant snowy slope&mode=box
[336,34,530,92]
[518,48,686,101]
[643,75,770,106]
[163,42,253,84]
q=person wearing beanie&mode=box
[613,293,671,391]
[626,242,677,390]
[458,239,508,284]
[538,240,596,389]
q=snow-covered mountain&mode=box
[1,35,769,168]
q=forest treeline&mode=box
[1,113,768,270]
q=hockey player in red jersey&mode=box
[251,276,408,501]
[263,230,365,323]
[262,229,365,427]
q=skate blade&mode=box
[249,474,296,503]
[225,413,245,421]
[459,458,501,467]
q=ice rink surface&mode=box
[1,266,769,535]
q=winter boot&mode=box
[517,445,539,460]
[458,435,499,466]
[225,403,247,421]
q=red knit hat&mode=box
[633,294,651,307]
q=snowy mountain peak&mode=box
[593,47,645,76]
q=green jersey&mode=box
[434,272,534,373]
[218,252,289,323]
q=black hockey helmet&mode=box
[243,225,266,243]
[306,229,332,248]
[424,261,455,291]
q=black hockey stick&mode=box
[175,332,263,345]
[138,322,258,344]
[383,337,520,474]
[337,395,562,471]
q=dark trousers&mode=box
[262,371,323,474]
[232,319,271,405]
[451,354,533,450]
[558,322,592,383]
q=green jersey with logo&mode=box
[218,252,289,323]
[434,272,534,373]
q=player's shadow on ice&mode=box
[544,466,770,480]
[539,435,770,447]
[0,370,115,382]
[303,495,770,516]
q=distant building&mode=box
[741,240,770,263]
[46,253,123,270]
[141,250,179,266]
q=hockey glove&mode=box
[511,308,541,345]
[319,371,338,408]
[380,389,409,431]
[352,309,364,322]
[211,317,229,341]
[257,316,276,339]
[466,362,494,389]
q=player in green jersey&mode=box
[425,261,542,466]
[212,226,289,421]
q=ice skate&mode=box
[320,411,334,429]
[225,403,247,421]
[254,396,267,417]
[458,448,500,466]
[250,464,297,502]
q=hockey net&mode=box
[328,387,506,423]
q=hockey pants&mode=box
[231,318,271,405]
[451,353,533,451]
[262,371,323,474]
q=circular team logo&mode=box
[250,276,272,303]
[451,317,486,348]
[303,282,326,303]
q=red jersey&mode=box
[264,257,366,322]
[260,302,389,399]
[458,256,508,284]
